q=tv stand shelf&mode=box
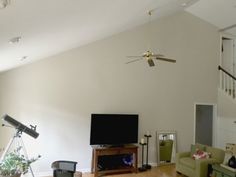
[91,145,138,177]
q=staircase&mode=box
[217,65,236,149]
[215,36,236,149]
[218,65,236,99]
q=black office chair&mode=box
[51,160,77,177]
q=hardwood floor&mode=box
[82,164,183,177]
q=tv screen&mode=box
[90,114,138,146]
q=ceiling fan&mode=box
[126,10,176,67]
[126,50,176,67]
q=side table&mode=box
[212,164,236,177]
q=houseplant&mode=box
[0,147,40,177]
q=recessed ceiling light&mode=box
[20,56,28,61]
[9,36,21,44]
[181,2,188,7]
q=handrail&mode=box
[218,65,236,81]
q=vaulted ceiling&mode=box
[186,0,236,35]
[0,0,235,72]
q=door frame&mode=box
[193,103,217,146]
[220,33,236,75]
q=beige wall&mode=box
[0,11,219,174]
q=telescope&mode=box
[2,114,39,139]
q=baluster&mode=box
[232,78,234,97]
[230,77,233,96]
[226,74,229,95]
[218,66,236,98]
[222,71,225,90]
[220,69,223,90]
[232,78,234,98]
[228,75,230,95]
[222,72,225,91]
[224,73,227,93]
[233,79,236,99]
[227,74,229,93]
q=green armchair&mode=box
[176,144,225,177]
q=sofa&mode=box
[176,144,225,177]
[160,139,173,162]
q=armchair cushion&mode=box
[180,157,196,169]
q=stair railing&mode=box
[218,65,236,99]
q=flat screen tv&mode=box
[90,114,138,146]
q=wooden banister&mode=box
[218,65,236,81]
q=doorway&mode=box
[221,37,235,75]
[194,104,216,146]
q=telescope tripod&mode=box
[0,130,35,177]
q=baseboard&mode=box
[23,163,158,177]
[22,171,52,177]
[138,162,157,167]
[22,168,91,177]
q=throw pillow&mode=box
[192,150,210,160]
[190,144,206,157]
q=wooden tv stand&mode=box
[91,145,138,177]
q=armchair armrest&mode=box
[176,151,191,158]
[176,151,190,163]
[196,158,219,177]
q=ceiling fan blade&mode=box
[127,55,142,58]
[152,54,164,57]
[126,58,143,64]
[147,59,155,67]
[156,57,176,63]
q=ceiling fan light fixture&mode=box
[126,9,176,67]
[9,36,21,44]
[181,2,188,7]
[20,56,28,61]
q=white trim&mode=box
[138,162,158,167]
[221,32,236,39]
[220,33,236,67]
[193,103,217,146]
[220,33,236,75]
[76,168,91,173]
[220,33,223,66]
[23,164,164,177]
[22,168,91,177]
[22,172,52,177]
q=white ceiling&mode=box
[186,0,236,35]
[0,0,235,72]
